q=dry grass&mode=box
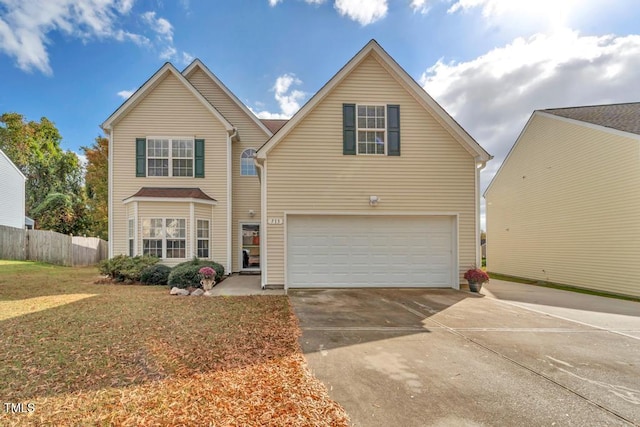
[0,261,349,426]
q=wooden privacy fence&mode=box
[0,225,108,266]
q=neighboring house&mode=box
[0,148,26,229]
[485,103,640,298]
[103,40,491,290]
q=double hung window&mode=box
[147,138,194,177]
[142,218,186,259]
[357,105,386,155]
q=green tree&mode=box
[31,193,76,234]
[82,136,109,239]
[0,112,88,234]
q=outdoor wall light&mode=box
[248,209,255,217]
[369,196,379,206]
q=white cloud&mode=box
[0,1,191,74]
[251,73,307,119]
[268,0,385,25]
[140,10,187,62]
[420,30,640,225]
[116,0,135,14]
[0,0,147,75]
[182,51,194,64]
[159,46,177,60]
[410,0,430,14]
[447,0,582,31]
[142,11,173,39]
[273,74,306,117]
[117,89,135,99]
[334,0,388,25]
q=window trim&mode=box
[165,218,187,259]
[146,136,195,178]
[128,218,135,257]
[196,218,210,259]
[356,104,387,156]
[240,148,257,176]
[141,217,188,259]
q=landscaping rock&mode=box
[170,287,190,296]
[191,288,204,296]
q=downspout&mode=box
[106,126,114,258]
[475,157,488,267]
[254,156,267,289]
[227,128,237,276]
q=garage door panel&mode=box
[287,215,455,288]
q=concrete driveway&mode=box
[289,284,640,426]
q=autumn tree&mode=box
[0,112,88,234]
[82,136,109,239]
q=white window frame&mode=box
[142,218,164,258]
[196,219,210,259]
[146,137,195,177]
[128,218,135,256]
[356,104,386,155]
[165,218,187,259]
[240,148,257,176]
[141,217,188,259]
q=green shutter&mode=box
[194,139,205,178]
[343,104,356,155]
[136,138,146,177]
[387,105,400,156]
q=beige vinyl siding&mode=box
[264,53,478,286]
[485,113,640,297]
[111,72,229,270]
[186,68,266,271]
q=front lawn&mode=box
[0,261,349,426]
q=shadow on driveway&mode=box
[289,288,640,427]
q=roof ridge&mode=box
[542,101,640,112]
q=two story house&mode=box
[102,40,491,290]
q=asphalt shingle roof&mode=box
[543,102,640,136]
[126,187,216,201]
[260,119,288,134]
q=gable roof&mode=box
[0,148,26,180]
[256,39,491,162]
[543,102,640,136]
[484,102,640,198]
[182,59,273,137]
[101,62,234,133]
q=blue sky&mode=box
[1,0,640,225]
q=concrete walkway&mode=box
[206,274,284,296]
[483,279,640,339]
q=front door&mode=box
[241,223,260,271]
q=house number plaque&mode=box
[267,218,284,225]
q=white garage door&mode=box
[287,215,455,288]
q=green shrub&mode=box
[98,255,159,283]
[167,258,225,289]
[140,264,172,286]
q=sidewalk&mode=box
[207,274,285,296]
